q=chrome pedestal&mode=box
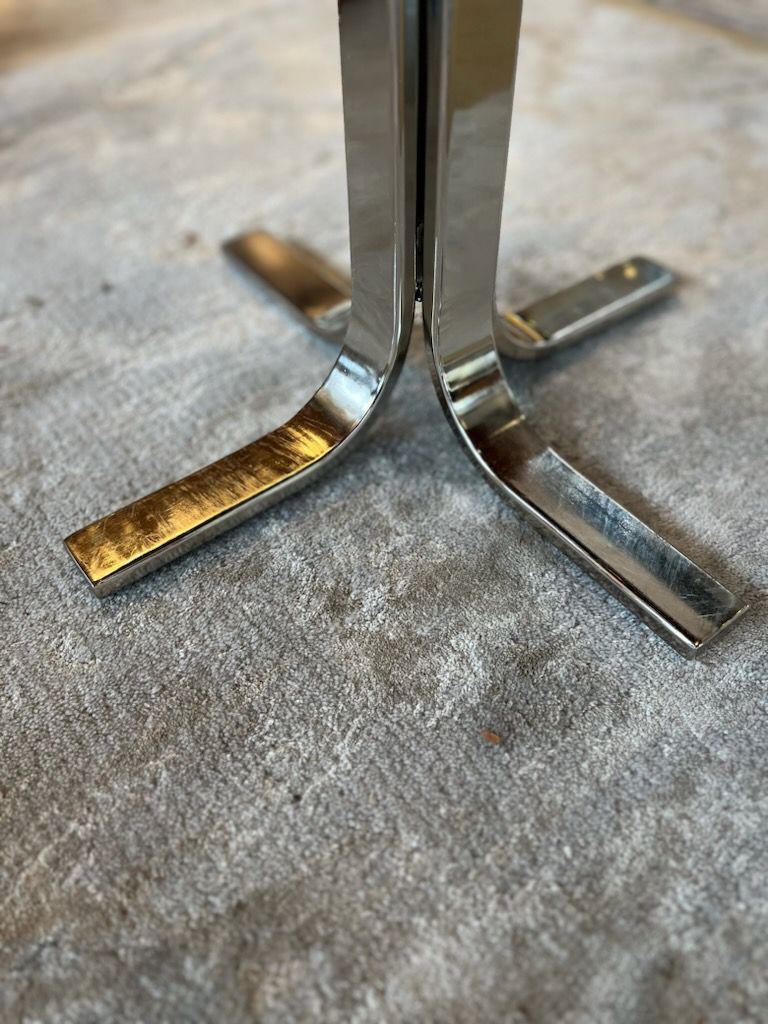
[65,0,746,655]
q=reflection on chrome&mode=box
[66,0,417,596]
[421,0,745,655]
[65,0,746,656]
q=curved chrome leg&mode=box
[421,0,746,654]
[65,0,417,596]
[223,232,676,360]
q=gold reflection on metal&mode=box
[503,311,545,345]
[65,402,348,587]
[224,232,350,320]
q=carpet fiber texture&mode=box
[1,1,766,1021]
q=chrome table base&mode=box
[65,0,746,655]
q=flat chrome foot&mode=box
[498,256,676,357]
[223,231,351,345]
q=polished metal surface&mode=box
[224,231,351,345]
[65,0,417,595]
[420,0,746,655]
[64,0,746,655]
[499,256,676,357]
[224,232,676,360]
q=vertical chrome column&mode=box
[420,0,746,654]
[65,0,418,595]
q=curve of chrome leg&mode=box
[65,0,417,596]
[421,0,746,654]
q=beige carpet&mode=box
[640,0,768,40]
[1,1,766,1021]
